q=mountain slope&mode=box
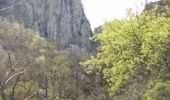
[0,0,92,50]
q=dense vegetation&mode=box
[82,9,170,100]
[0,17,99,100]
[1,1,170,100]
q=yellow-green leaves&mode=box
[36,55,46,64]
[146,81,170,100]
[30,32,41,48]
[82,10,170,97]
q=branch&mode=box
[24,93,34,100]
[23,80,35,100]
[0,69,27,89]
[0,0,27,12]
[12,51,27,70]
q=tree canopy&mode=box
[82,10,170,99]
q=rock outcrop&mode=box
[0,0,92,50]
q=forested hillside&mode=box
[0,18,101,100]
[1,0,170,100]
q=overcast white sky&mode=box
[82,0,160,30]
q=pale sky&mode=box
[82,0,160,30]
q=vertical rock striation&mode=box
[0,0,92,50]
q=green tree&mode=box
[146,81,170,100]
[82,10,170,99]
[0,17,47,100]
[0,17,77,100]
[36,41,72,100]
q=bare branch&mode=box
[0,69,27,89]
[0,0,27,12]
[12,52,27,69]
[23,80,35,100]
[24,93,34,100]
[4,70,26,85]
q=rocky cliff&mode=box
[0,0,92,50]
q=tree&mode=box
[35,40,73,100]
[81,10,170,99]
[0,17,43,99]
[146,81,170,100]
[0,17,75,100]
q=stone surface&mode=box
[0,0,92,50]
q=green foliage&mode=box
[82,10,170,98]
[146,81,170,100]
[3,80,39,100]
[0,17,75,99]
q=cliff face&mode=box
[0,0,92,50]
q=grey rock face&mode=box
[0,0,92,50]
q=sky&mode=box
[82,0,160,30]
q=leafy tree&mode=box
[36,41,73,99]
[0,17,46,100]
[146,81,170,100]
[0,17,98,100]
[81,10,170,99]
[0,17,73,100]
